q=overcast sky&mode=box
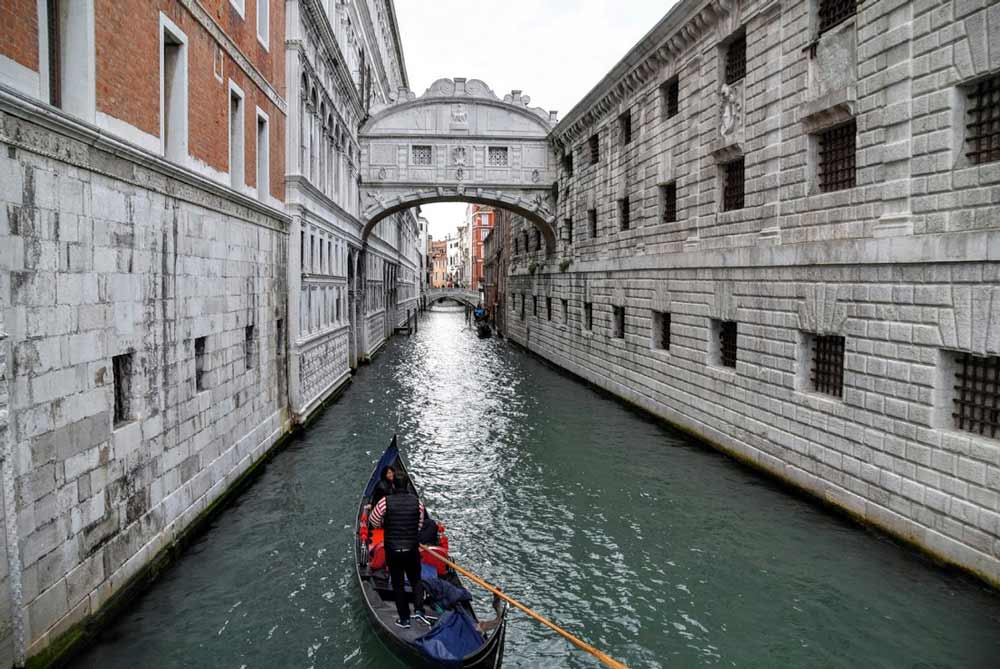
[392,0,677,240]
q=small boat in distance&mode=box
[354,437,508,667]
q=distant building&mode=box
[430,240,448,288]
[467,204,495,292]
[484,209,512,335]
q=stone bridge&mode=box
[425,288,481,308]
[359,78,560,253]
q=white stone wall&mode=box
[0,98,290,657]
[516,0,1000,585]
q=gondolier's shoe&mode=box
[394,617,411,629]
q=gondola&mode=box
[476,323,492,339]
[355,437,508,667]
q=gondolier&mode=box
[369,472,427,628]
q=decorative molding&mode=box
[797,283,849,335]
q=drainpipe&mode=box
[0,330,25,666]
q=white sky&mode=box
[392,0,678,241]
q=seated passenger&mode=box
[371,465,398,507]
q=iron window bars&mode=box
[818,0,857,36]
[584,302,593,330]
[953,353,1000,439]
[720,321,738,368]
[487,146,509,167]
[725,30,746,85]
[589,134,600,165]
[818,120,857,192]
[588,209,598,238]
[663,78,679,119]
[619,110,632,145]
[656,312,671,351]
[412,145,432,166]
[722,157,745,211]
[660,183,677,223]
[619,197,630,231]
[811,335,845,397]
[967,73,1000,165]
[613,307,625,338]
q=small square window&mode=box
[584,302,593,331]
[563,217,573,244]
[809,334,845,397]
[112,353,133,426]
[488,146,509,167]
[195,336,208,391]
[662,78,679,119]
[660,183,677,223]
[619,110,632,145]
[966,73,1000,165]
[653,311,671,351]
[716,320,738,368]
[818,120,856,192]
[589,134,600,165]
[546,297,552,321]
[588,209,598,238]
[618,197,630,231]
[613,306,625,339]
[562,152,574,177]
[245,324,255,370]
[725,30,746,85]
[818,0,857,35]
[951,352,1000,438]
[412,145,432,166]
[722,157,745,212]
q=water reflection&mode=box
[74,311,1000,668]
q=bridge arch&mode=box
[359,78,560,253]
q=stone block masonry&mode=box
[519,0,1000,586]
[0,92,290,661]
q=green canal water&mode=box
[73,310,1000,668]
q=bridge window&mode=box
[662,77,679,119]
[653,312,671,351]
[584,302,593,331]
[618,197,630,231]
[817,120,857,192]
[412,145,432,166]
[966,73,1000,165]
[659,183,678,224]
[724,28,746,85]
[613,306,625,339]
[488,146,509,167]
[588,208,597,238]
[589,134,600,165]
[619,110,632,145]
[721,156,745,212]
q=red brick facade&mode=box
[0,0,39,71]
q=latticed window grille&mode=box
[412,145,432,166]
[663,78,679,119]
[613,306,625,338]
[819,0,857,36]
[488,146,509,167]
[725,30,746,85]
[589,134,600,164]
[818,120,856,192]
[584,302,593,330]
[722,157,745,211]
[952,353,1000,438]
[719,321,738,368]
[811,335,845,397]
[619,110,632,145]
[660,183,677,223]
[619,197,630,231]
[588,209,598,237]
[966,74,1000,165]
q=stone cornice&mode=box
[0,85,290,232]
[287,174,363,230]
[552,0,726,146]
[353,0,393,102]
[299,0,365,119]
[183,0,287,114]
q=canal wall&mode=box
[0,91,292,661]
[508,0,1000,586]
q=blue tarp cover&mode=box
[413,609,484,667]
[422,576,473,610]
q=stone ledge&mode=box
[799,85,857,135]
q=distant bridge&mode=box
[426,288,481,308]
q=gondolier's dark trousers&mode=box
[387,547,424,620]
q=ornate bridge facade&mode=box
[358,78,560,253]
[425,287,482,308]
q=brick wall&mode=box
[0,0,39,71]
[517,0,1000,586]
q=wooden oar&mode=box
[420,545,630,669]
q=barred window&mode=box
[195,336,208,391]
[952,353,1000,438]
[662,77,679,119]
[619,110,632,145]
[588,208,598,238]
[818,0,857,36]
[564,217,573,244]
[660,183,677,223]
[562,298,569,323]
[412,145,432,166]
[534,229,542,251]
[112,353,133,426]
[511,293,516,311]
[818,120,856,192]
[488,146,509,167]
[966,74,1000,165]
[653,312,671,351]
[589,134,600,165]
[562,152,574,177]
[584,302,593,330]
[811,334,845,397]
[618,197,630,231]
[520,294,525,320]
[613,306,625,338]
[722,157,745,211]
[718,320,737,368]
[725,30,746,85]
[546,297,552,321]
